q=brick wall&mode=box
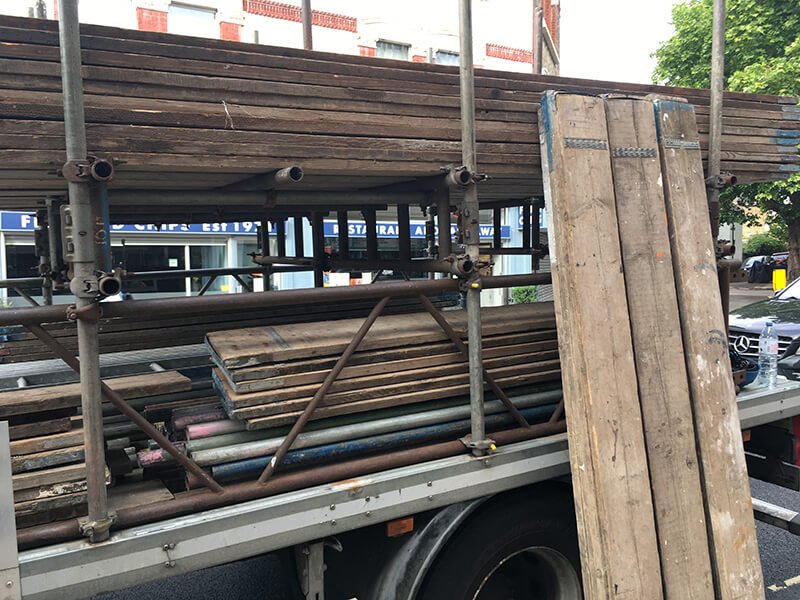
[136,7,167,33]
[485,43,533,64]
[542,0,560,47]
[219,21,242,41]
[242,0,357,33]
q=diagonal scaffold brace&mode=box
[256,296,392,484]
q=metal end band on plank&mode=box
[612,147,657,158]
[564,138,608,150]
[662,138,701,150]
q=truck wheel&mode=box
[417,485,582,600]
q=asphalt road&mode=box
[753,478,800,598]
[730,283,774,311]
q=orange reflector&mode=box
[386,517,414,538]
[742,429,751,443]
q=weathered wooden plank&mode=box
[14,490,87,517]
[222,329,557,382]
[8,417,71,441]
[224,350,558,405]
[230,339,559,393]
[223,359,561,419]
[0,371,192,418]
[654,98,764,600]
[10,428,85,456]
[13,479,87,504]
[11,445,85,474]
[243,369,562,430]
[208,303,556,368]
[606,96,714,599]
[540,91,663,598]
[11,463,86,492]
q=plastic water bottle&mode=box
[757,321,779,388]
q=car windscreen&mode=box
[776,278,800,300]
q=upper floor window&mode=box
[376,40,410,61]
[435,50,459,66]
[168,3,217,38]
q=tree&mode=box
[653,0,800,278]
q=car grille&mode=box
[728,331,793,359]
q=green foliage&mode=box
[653,0,800,271]
[653,0,800,90]
[742,233,786,256]
[511,286,538,304]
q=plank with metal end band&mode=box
[606,95,713,599]
[654,98,765,600]
[539,90,663,599]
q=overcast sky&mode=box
[560,0,678,84]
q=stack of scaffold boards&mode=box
[0,295,459,364]
[0,371,192,527]
[0,14,796,214]
[187,303,561,484]
[541,92,764,599]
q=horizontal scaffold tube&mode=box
[0,273,552,327]
[17,419,566,550]
[193,404,558,486]
[190,390,562,466]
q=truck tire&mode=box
[417,484,582,600]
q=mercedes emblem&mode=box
[733,336,751,353]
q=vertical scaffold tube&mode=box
[57,0,110,542]
[458,0,489,453]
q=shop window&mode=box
[112,245,186,295]
[189,245,226,294]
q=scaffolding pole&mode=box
[301,0,313,50]
[458,0,490,454]
[57,0,111,542]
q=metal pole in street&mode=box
[458,0,490,454]
[301,0,313,50]
[708,0,725,241]
[709,0,729,328]
[57,0,111,542]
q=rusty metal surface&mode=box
[16,420,567,550]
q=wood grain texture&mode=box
[655,98,765,600]
[9,428,85,456]
[606,96,714,599]
[0,371,191,418]
[0,14,794,212]
[207,303,556,368]
[540,91,663,599]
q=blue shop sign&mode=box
[0,212,510,240]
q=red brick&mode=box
[358,45,376,57]
[411,54,427,63]
[136,7,167,33]
[219,21,242,41]
[243,0,357,33]
[485,43,533,64]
